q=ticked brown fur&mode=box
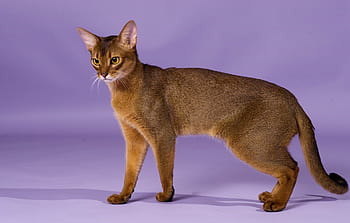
[77,20,348,212]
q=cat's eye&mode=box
[91,58,100,67]
[111,57,121,65]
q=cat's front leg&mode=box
[147,133,176,202]
[107,121,148,204]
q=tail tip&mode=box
[329,173,348,194]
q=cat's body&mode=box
[78,20,348,212]
[113,64,297,138]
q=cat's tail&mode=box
[295,104,348,194]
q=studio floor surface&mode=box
[1,133,349,223]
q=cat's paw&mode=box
[107,194,130,204]
[258,191,273,203]
[262,201,286,212]
[259,191,286,212]
[156,187,175,202]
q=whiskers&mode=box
[90,74,102,93]
[89,73,129,91]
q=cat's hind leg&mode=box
[220,126,299,212]
[256,161,299,212]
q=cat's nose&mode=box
[100,72,108,78]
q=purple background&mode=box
[1,0,349,222]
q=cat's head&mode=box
[77,20,138,83]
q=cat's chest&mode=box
[111,93,136,115]
[111,93,143,128]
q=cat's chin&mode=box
[104,72,128,84]
[104,79,116,83]
[102,76,120,83]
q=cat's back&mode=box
[163,67,295,102]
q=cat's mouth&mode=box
[103,78,116,83]
[98,72,126,83]
[98,75,118,83]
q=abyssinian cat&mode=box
[77,20,348,212]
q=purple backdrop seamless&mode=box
[1,0,350,222]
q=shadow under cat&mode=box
[0,188,339,211]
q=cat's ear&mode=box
[77,27,99,52]
[118,20,137,50]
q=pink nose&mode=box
[100,72,108,78]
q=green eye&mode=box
[111,56,120,65]
[91,58,100,66]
